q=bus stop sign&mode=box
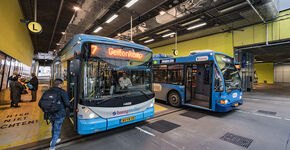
[27,22,42,34]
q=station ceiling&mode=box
[20,0,271,54]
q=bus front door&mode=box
[185,63,213,109]
[68,59,80,130]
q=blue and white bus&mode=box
[153,50,242,112]
[52,34,154,135]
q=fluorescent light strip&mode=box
[144,39,154,43]
[219,2,248,14]
[125,0,139,8]
[187,23,207,30]
[105,14,118,23]
[138,36,149,41]
[180,18,201,27]
[93,27,103,33]
[162,32,176,38]
[156,29,171,35]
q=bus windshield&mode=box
[215,54,241,92]
[82,43,153,100]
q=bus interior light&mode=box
[240,96,242,99]
[105,14,119,23]
[125,0,139,8]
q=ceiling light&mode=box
[73,6,80,11]
[61,32,66,35]
[162,32,176,38]
[187,22,207,30]
[105,14,118,23]
[117,33,122,36]
[56,43,60,46]
[255,61,264,63]
[180,18,201,27]
[125,0,139,8]
[156,29,171,35]
[219,2,247,14]
[144,39,154,43]
[93,27,103,33]
[159,10,166,16]
[138,36,149,41]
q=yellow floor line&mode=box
[154,104,167,113]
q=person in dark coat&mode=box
[39,79,70,150]
[9,72,18,107]
[10,76,24,107]
[29,73,39,102]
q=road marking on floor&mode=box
[135,127,155,137]
[154,104,167,113]
[237,110,290,121]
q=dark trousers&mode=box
[11,98,19,106]
[31,90,37,101]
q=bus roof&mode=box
[60,34,151,56]
[153,51,232,64]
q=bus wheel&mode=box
[168,91,181,107]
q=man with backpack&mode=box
[38,79,70,150]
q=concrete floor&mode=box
[49,84,290,150]
[2,83,290,150]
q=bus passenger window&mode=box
[168,64,184,85]
[153,65,167,83]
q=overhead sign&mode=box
[108,47,144,60]
[172,49,178,56]
[161,59,175,63]
[27,22,42,34]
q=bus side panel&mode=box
[153,83,185,102]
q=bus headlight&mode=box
[89,113,96,119]
[220,100,229,104]
[80,107,99,119]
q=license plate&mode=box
[121,116,135,123]
[234,103,238,107]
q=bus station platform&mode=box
[0,84,168,149]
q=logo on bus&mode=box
[112,108,140,116]
[196,56,208,61]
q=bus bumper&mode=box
[215,99,243,112]
[77,107,154,135]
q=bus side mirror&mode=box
[70,59,80,75]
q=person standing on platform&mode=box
[10,75,23,107]
[38,79,70,150]
[9,72,18,107]
[29,73,38,102]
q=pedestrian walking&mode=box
[38,79,70,150]
[29,73,38,102]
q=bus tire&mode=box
[168,91,181,107]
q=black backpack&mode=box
[39,88,62,113]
